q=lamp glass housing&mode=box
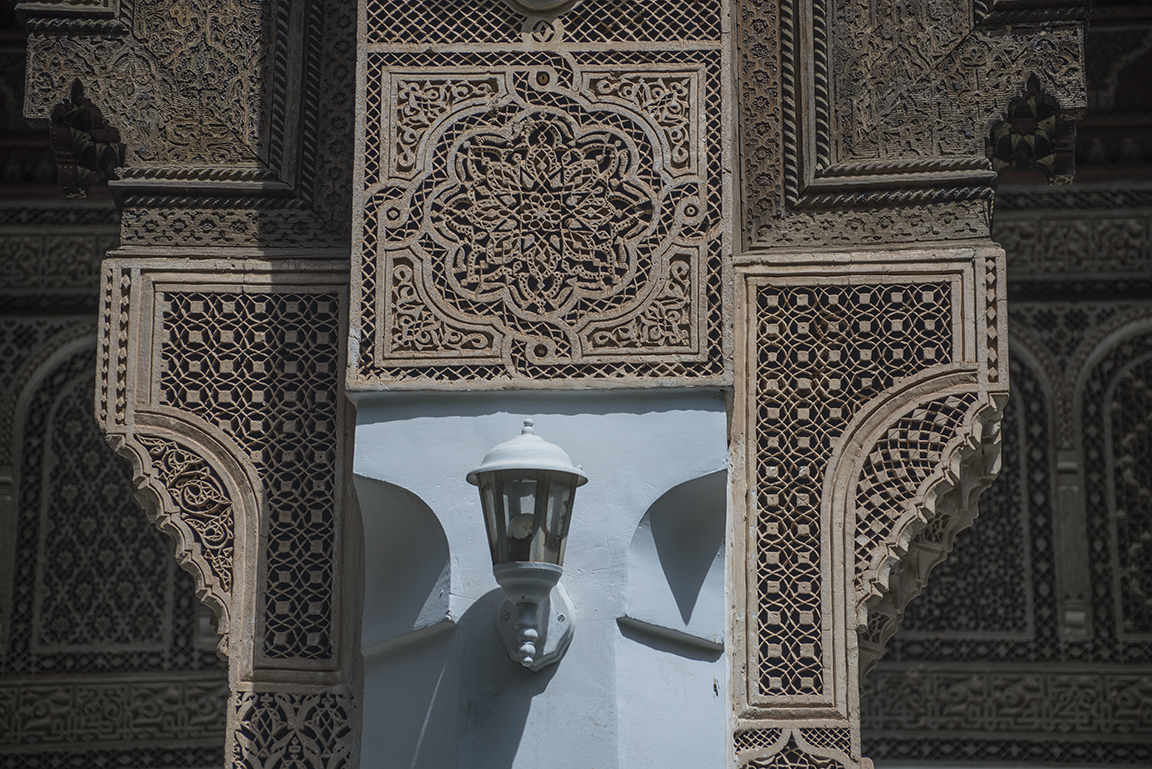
[478,468,579,566]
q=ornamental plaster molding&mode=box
[92,257,360,762]
[849,388,1007,673]
[732,246,1009,768]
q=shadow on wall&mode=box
[358,477,452,651]
[621,470,727,654]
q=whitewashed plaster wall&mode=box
[353,390,729,769]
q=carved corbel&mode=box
[49,79,124,197]
[988,74,1079,185]
[853,392,1008,674]
[104,429,246,657]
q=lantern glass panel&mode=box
[476,469,580,567]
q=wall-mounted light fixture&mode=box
[467,420,586,670]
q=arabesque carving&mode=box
[352,4,730,387]
[736,0,1086,248]
[733,247,1009,769]
[109,433,235,650]
[232,690,355,769]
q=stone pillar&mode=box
[22,0,363,764]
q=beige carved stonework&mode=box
[17,0,1089,762]
[350,0,731,388]
[93,258,360,763]
[731,248,1009,768]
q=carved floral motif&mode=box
[136,435,234,595]
[232,691,354,769]
[357,46,724,384]
[430,114,654,318]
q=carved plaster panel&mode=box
[351,1,731,387]
[732,247,1009,768]
[21,0,356,247]
[0,336,227,760]
[93,257,359,766]
[736,0,1087,249]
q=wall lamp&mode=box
[467,420,586,671]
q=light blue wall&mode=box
[354,390,730,769]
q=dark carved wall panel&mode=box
[0,341,227,763]
[863,324,1152,761]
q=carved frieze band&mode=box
[353,6,731,387]
[0,673,229,747]
[862,668,1152,736]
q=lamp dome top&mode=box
[466,420,588,486]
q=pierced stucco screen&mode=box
[349,0,732,388]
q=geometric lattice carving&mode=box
[353,1,729,387]
[232,691,354,769]
[158,292,342,663]
[853,393,981,589]
[751,281,954,699]
[737,726,854,769]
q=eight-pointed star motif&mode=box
[432,114,655,318]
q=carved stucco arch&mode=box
[827,369,1006,674]
[2,323,96,467]
[1071,315,1152,436]
[105,409,263,660]
[830,370,998,608]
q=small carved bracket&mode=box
[988,75,1078,185]
[49,79,124,197]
